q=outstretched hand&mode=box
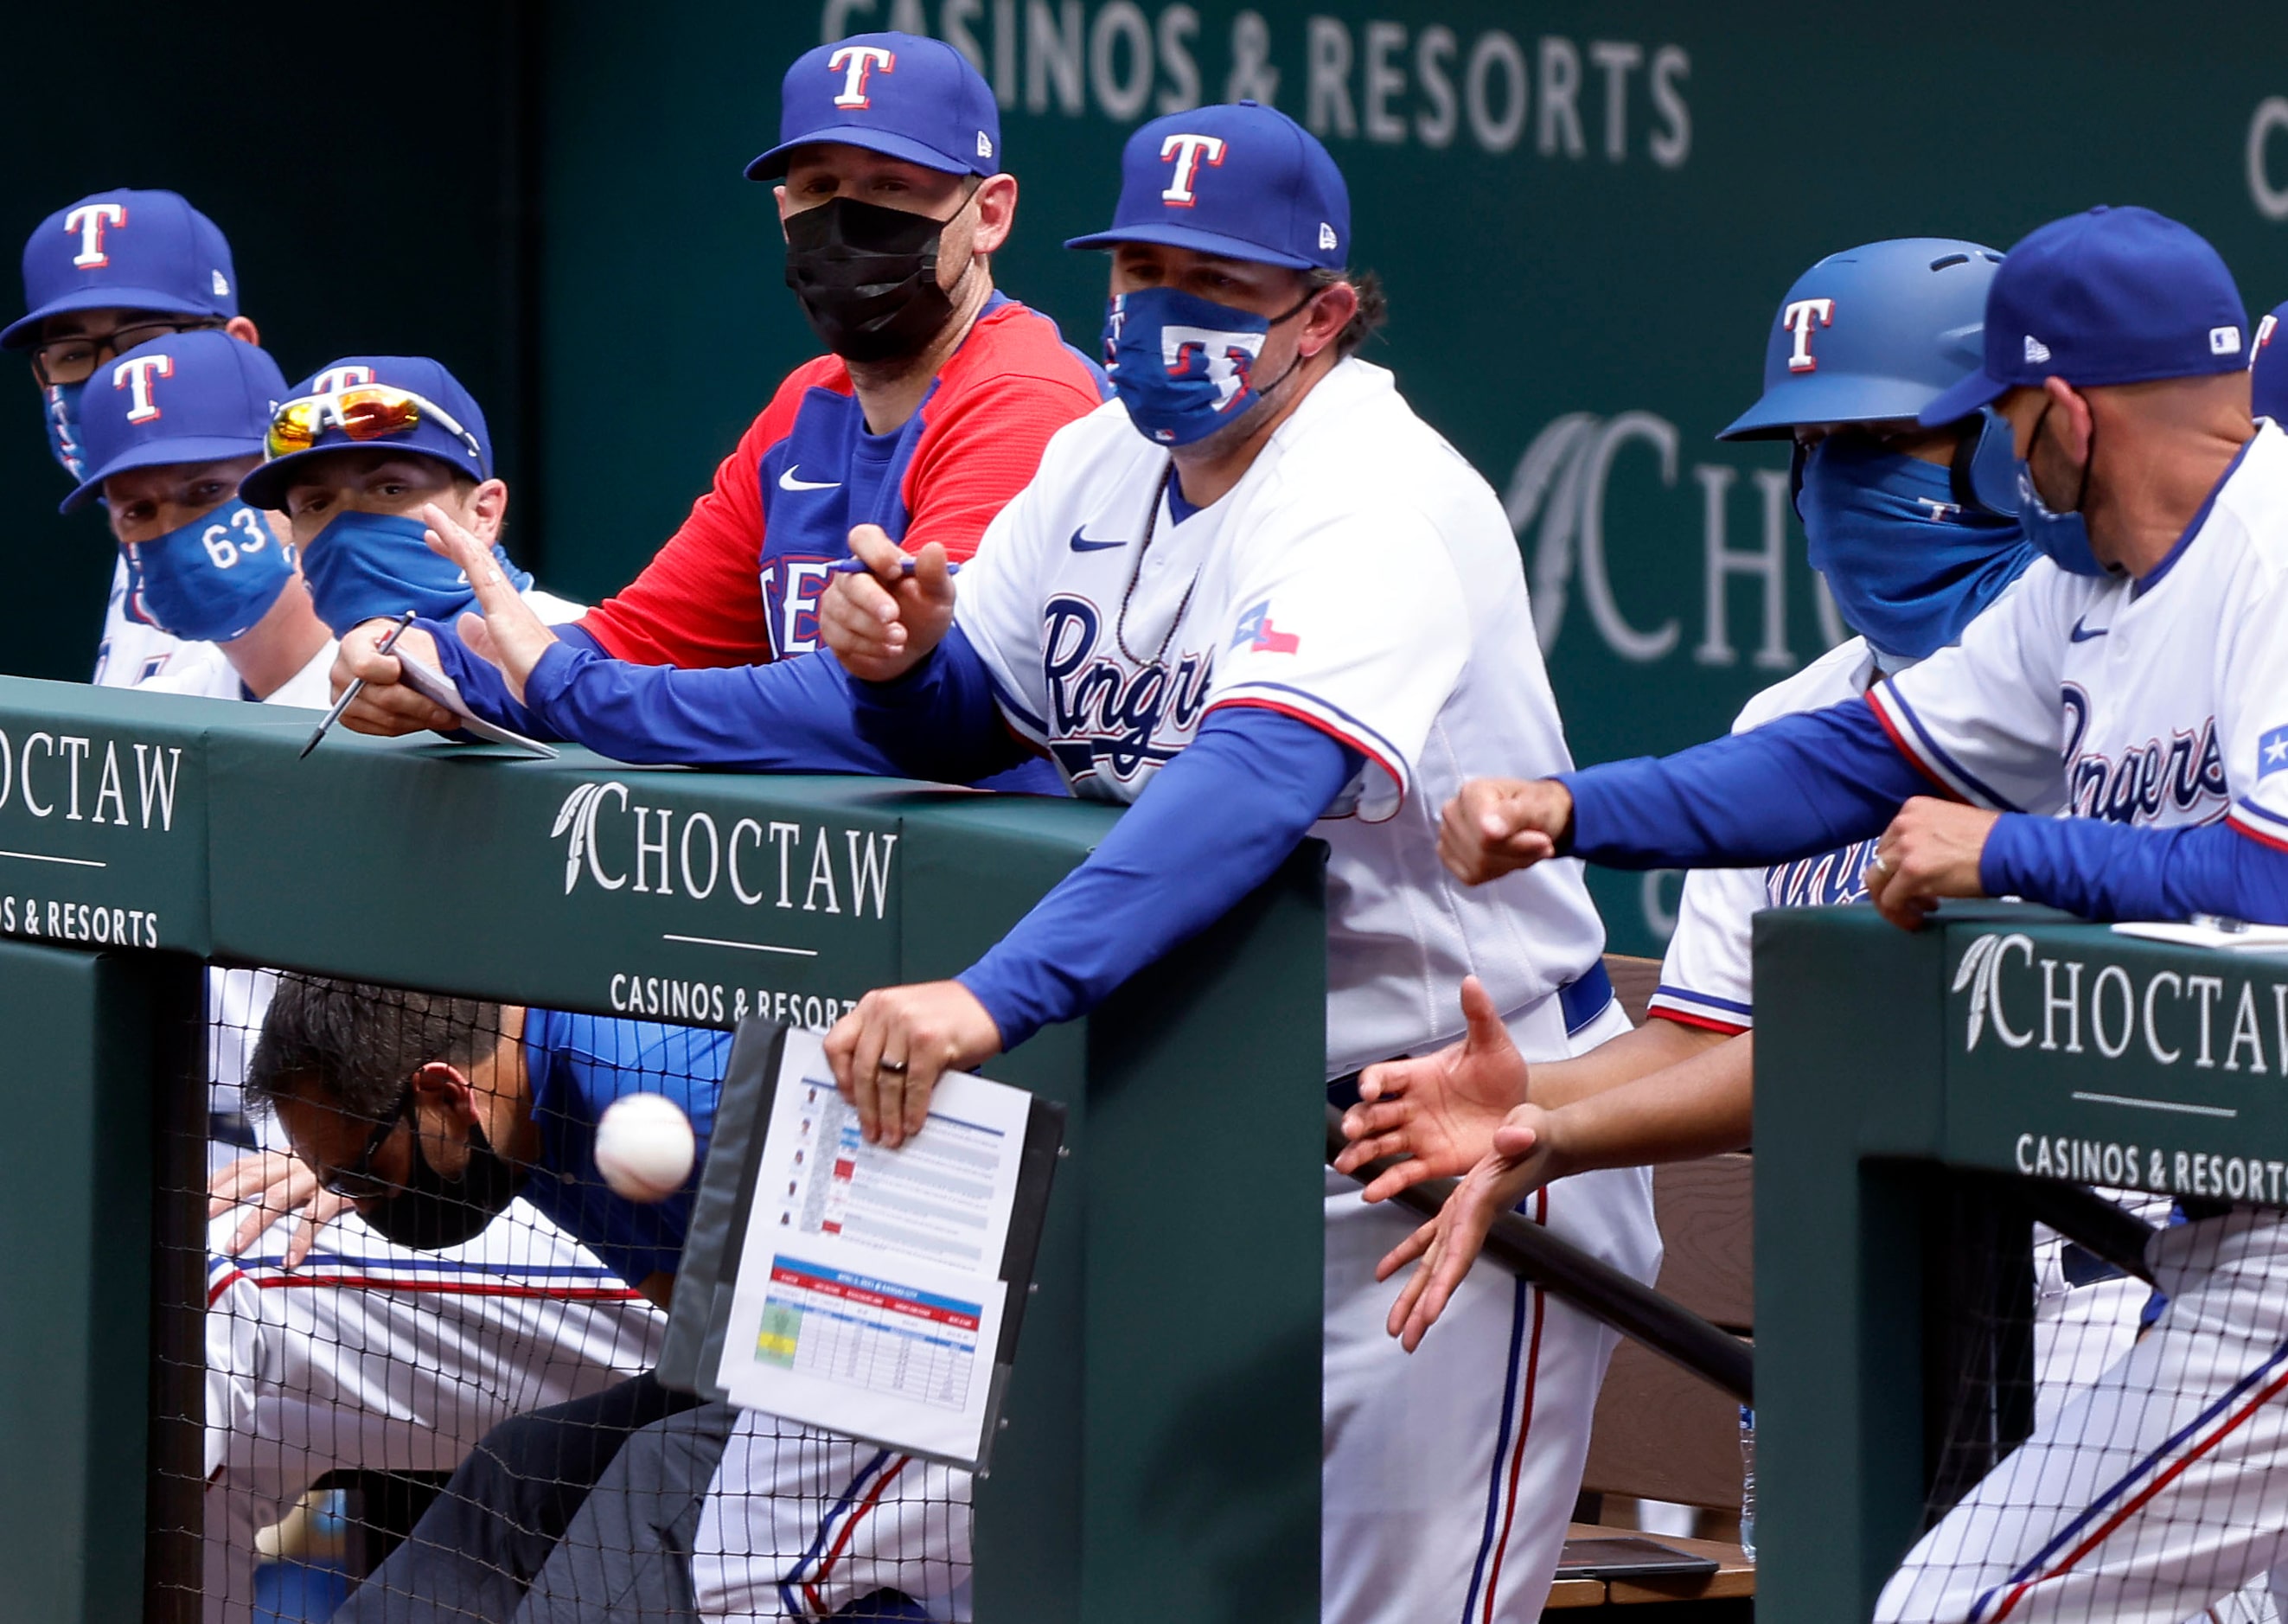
[1438,777,1573,886]
[819,525,956,683]
[1335,975,1531,1202]
[1376,1104,1569,1352]
[418,502,557,703]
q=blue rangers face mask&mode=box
[1958,405,2110,577]
[300,508,531,636]
[1102,285,1313,446]
[125,496,295,643]
[1794,434,2034,663]
[41,379,87,478]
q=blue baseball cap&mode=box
[60,329,286,514]
[2253,300,2287,424]
[3,189,238,350]
[240,355,493,510]
[1919,206,2250,426]
[1720,240,2004,440]
[1066,101,1350,271]
[746,33,999,181]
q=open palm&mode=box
[1334,975,1531,1202]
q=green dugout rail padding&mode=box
[1754,902,2288,1622]
[0,674,1327,1623]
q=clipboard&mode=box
[658,1018,1065,1474]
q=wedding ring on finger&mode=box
[876,1058,910,1076]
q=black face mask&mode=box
[363,1108,526,1250]
[783,195,969,363]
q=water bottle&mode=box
[1738,1405,1757,1561]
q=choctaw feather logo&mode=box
[551,781,630,895]
[1954,932,2035,1051]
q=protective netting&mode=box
[1889,1171,2288,1624]
[164,969,972,1622]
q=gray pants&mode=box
[508,1403,738,1624]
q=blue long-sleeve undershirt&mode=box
[957,706,1362,1050]
[843,624,1036,784]
[423,615,597,741]
[1561,698,1929,869]
[1984,815,2288,924]
[431,620,1058,789]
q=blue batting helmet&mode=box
[1719,238,2005,441]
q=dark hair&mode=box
[1306,266,1389,361]
[246,975,502,1121]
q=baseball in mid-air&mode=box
[595,1093,698,1202]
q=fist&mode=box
[1438,777,1573,886]
[1864,796,2000,931]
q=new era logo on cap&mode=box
[2024,335,2052,364]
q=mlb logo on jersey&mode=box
[2260,725,2288,777]
[1231,598,1300,654]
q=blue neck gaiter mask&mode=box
[124,499,297,643]
[42,380,87,480]
[1796,438,2035,664]
[1102,285,1308,447]
[301,508,531,636]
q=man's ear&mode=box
[409,1061,478,1123]
[2042,374,2094,462]
[776,183,793,240]
[463,478,510,544]
[970,173,1018,259]
[1295,280,1358,361]
[225,316,261,347]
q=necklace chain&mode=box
[1115,461,1202,668]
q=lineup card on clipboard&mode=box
[655,1020,1064,1473]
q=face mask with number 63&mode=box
[123,497,297,644]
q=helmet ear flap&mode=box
[1954,407,2022,515]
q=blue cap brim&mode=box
[1064,221,1316,271]
[59,434,265,514]
[1916,368,2010,428]
[1717,374,1978,441]
[239,441,470,511]
[745,127,982,181]
[2,286,221,350]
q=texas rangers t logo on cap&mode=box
[310,364,375,395]
[66,201,128,269]
[829,44,895,108]
[1159,134,1227,206]
[1782,297,1834,374]
[114,352,173,423]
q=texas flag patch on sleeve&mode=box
[2261,724,2288,777]
[1231,598,1300,655]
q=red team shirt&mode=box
[579,296,1105,668]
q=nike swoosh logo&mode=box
[1069,528,1124,552]
[2069,617,2108,643]
[778,465,840,492]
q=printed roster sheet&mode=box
[716,1028,1030,1463]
